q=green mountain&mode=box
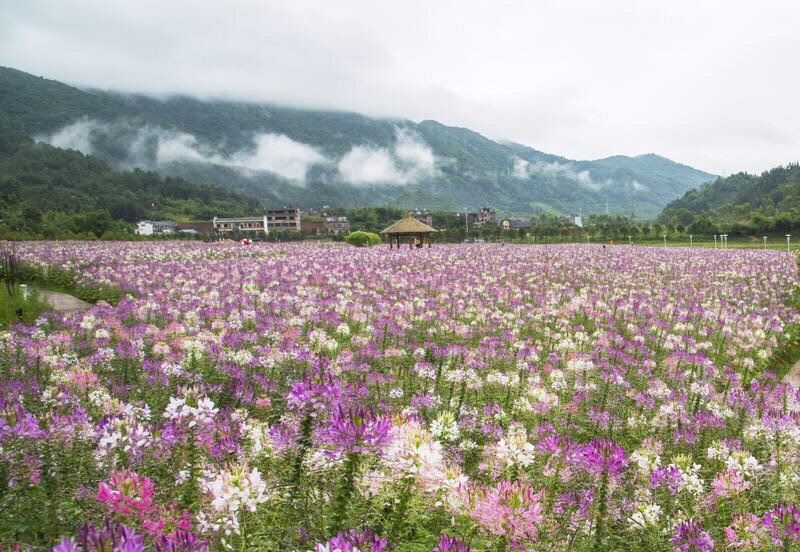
[0,66,715,218]
[659,164,800,234]
[0,129,264,238]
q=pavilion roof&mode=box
[380,213,437,234]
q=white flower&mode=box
[628,503,662,530]
[430,411,460,442]
[493,424,535,468]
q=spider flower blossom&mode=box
[581,439,629,478]
[196,463,270,536]
[95,470,156,522]
[672,520,715,552]
[433,534,472,552]
[315,528,388,552]
[469,480,545,543]
[53,520,144,552]
[153,530,210,552]
[711,469,751,499]
[322,405,391,455]
[762,503,800,546]
[724,514,766,550]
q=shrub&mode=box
[345,231,381,247]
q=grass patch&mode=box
[7,260,127,305]
[766,256,800,380]
[0,285,51,329]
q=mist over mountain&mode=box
[0,66,715,217]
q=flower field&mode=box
[2,241,800,551]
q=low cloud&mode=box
[512,157,607,190]
[38,117,327,181]
[336,127,436,185]
[230,134,326,180]
[44,118,98,154]
[512,157,530,179]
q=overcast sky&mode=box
[1,0,798,175]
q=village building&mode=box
[324,216,350,234]
[381,213,437,249]
[301,216,351,235]
[136,220,176,236]
[301,218,326,234]
[467,207,497,228]
[508,218,531,230]
[212,216,269,233]
[564,213,583,228]
[267,206,301,231]
[177,221,214,234]
[410,210,433,227]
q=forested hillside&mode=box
[0,66,715,218]
[659,164,800,234]
[0,130,263,238]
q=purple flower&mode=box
[315,528,388,552]
[672,520,715,552]
[762,503,800,546]
[153,530,210,552]
[53,520,144,552]
[433,534,472,552]
[53,540,79,552]
[322,405,391,455]
[651,466,683,495]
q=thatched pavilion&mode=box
[381,213,437,249]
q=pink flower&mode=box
[725,514,765,549]
[711,469,750,499]
[470,481,544,543]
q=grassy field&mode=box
[516,235,799,251]
[0,284,51,328]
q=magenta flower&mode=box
[95,470,156,522]
[581,439,629,478]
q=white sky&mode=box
[1,0,798,175]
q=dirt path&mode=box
[37,289,91,313]
[785,360,800,412]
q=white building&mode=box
[136,220,176,235]
[212,216,269,234]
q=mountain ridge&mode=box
[0,65,716,218]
